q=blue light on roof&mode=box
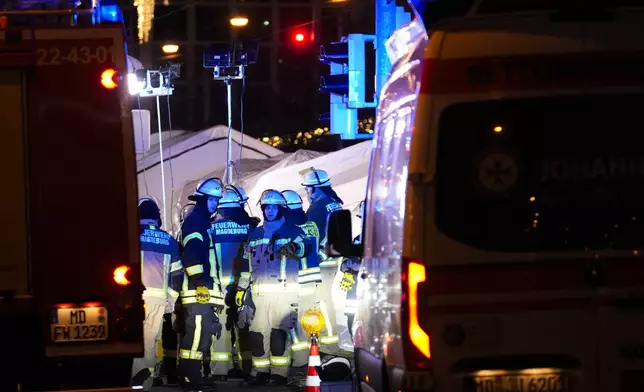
[99,4,123,23]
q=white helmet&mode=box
[300,167,331,188]
[188,177,223,201]
[258,189,287,207]
[218,188,241,209]
[226,184,249,205]
[282,190,303,210]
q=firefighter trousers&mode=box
[249,284,299,378]
[291,282,322,367]
[132,301,165,391]
[210,302,232,376]
[318,263,340,354]
[178,303,218,389]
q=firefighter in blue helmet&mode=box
[161,202,195,385]
[207,185,258,381]
[132,198,183,391]
[237,190,308,386]
[177,178,225,391]
[281,190,323,367]
[300,168,343,355]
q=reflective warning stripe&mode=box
[181,289,222,297]
[298,267,322,284]
[320,335,339,344]
[186,265,204,276]
[269,355,290,366]
[170,261,183,272]
[211,352,232,361]
[179,349,203,360]
[291,341,309,352]
[168,287,180,299]
[252,357,270,368]
[191,315,202,359]
[319,259,339,267]
[299,267,321,276]
[183,232,203,246]
[143,287,167,298]
[182,296,225,306]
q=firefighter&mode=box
[281,189,323,367]
[132,198,182,391]
[300,168,344,355]
[161,202,196,385]
[177,178,225,391]
[207,186,258,381]
[237,190,307,386]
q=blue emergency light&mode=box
[97,0,124,24]
[98,4,123,24]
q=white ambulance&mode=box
[327,2,644,392]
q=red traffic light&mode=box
[291,30,312,45]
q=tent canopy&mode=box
[137,126,282,229]
[176,140,372,237]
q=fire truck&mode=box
[0,0,144,390]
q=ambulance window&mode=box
[435,93,644,252]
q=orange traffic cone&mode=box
[305,336,322,392]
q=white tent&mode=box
[177,140,373,238]
[137,126,282,230]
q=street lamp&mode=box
[162,43,179,54]
[230,16,249,27]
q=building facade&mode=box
[121,0,372,136]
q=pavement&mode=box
[151,378,305,392]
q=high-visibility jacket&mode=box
[306,195,343,268]
[209,208,258,289]
[240,218,307,290]
[178,204,224,307]
[139,221,182,305]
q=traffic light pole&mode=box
[375,0,397,95]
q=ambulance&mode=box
[327,2,644,392]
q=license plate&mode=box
[50,306,108,342]
[464,372,571,392]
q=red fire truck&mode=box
[0,1,143,390]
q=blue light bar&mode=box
[99,4,123,23]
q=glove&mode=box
[279,242,299,258]
[235,290,245,307]
[339,272,356,292]
[211,312,222,340]
[237,304,254,329]
[250,216,261,226]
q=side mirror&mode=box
[325,210,361,258]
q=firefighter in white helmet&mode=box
[237,190,308,386]
[207,186,258,380]
[177,177,225,391]
[300,168,343,355]
[281,190,323,367]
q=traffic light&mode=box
[319,34,376,140]
[291,29,312,46]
